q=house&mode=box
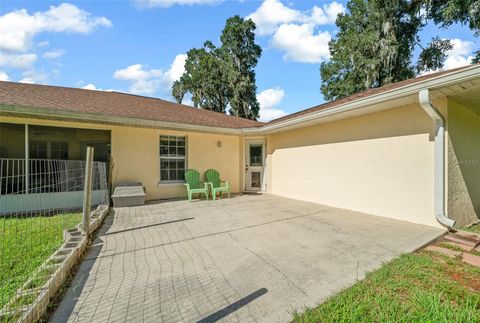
[1,64,479,228]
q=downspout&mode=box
[418,89,455,229]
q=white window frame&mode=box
[50,141,69,160]
[30,141,69,160]
[29,140,48,159]
[159,135,187,184]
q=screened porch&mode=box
[0,123,111,214]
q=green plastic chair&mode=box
[184,169,209,201]
[204,169,230,200]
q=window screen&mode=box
[159,136,186,182]
[29,141,47,159]
[50,142,68,160]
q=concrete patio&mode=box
[50,194,444,322]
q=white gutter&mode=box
[418,89,455,229]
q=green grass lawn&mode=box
[0,213,81,309]
[464,223,480,234]
[293,251,480,322]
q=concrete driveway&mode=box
[51,194,443,322]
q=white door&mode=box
[245,140,265,191]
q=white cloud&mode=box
[0,53,37,69]
[307,2,345,25]
[247,0,344,36]
[37,41,49,47]
[113,54,187,95]
[443,38,474,70]
[257,87,284,108]
[257,87,287,122]
[114,64,162,94]
[247,0,343,64]
[164,54,187,84]
[18,69,55,84]
[0,3,112,52]
[82,83,98,90]
[43,49,65,59]
[19,78,35,84]
[81,83,114,91]
[0,3,110,79]
[134,0,222,8]
[271,24,331,63]
[0,70,9,81]
[247,0,301,36]
[114,64,154,81]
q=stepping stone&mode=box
[442,241,475,252]
[444,235,479,248]
[462,253,480,268]
[424,245,462,258]
[452,230,480,243]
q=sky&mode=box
[0,0,478,121]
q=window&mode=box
[29,141,68,159]
[249,144,263,166]
[50,142,68,160]
[29,141,47,159]
[159,135,186,182]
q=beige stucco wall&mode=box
[267,102,443,228]
[1,117,242,200]
[5,95,467,227]
[447,99,480,227]
[111,126,241,200]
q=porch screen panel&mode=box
[160,135,186,182]
[29,141,47,159]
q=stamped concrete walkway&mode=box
[51,194,443,323]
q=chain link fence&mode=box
[0,158,109,321]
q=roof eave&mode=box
[242,64,480,135]
[2,65,479,136]
[0,104,246,135]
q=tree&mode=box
[175,42,230,113]
[426,0,480,63]
[221,15,262,119]
[172,15,261,120]
[320,0,454,101]
[172,80,186,104]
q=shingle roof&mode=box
[0,64,477,130]
[0,81,263,129]
[268,64,477,125]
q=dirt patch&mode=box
[422,251,448,264]
[448,270,480,293]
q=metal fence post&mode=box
[25,124,29,195]
[82,147,94,236]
